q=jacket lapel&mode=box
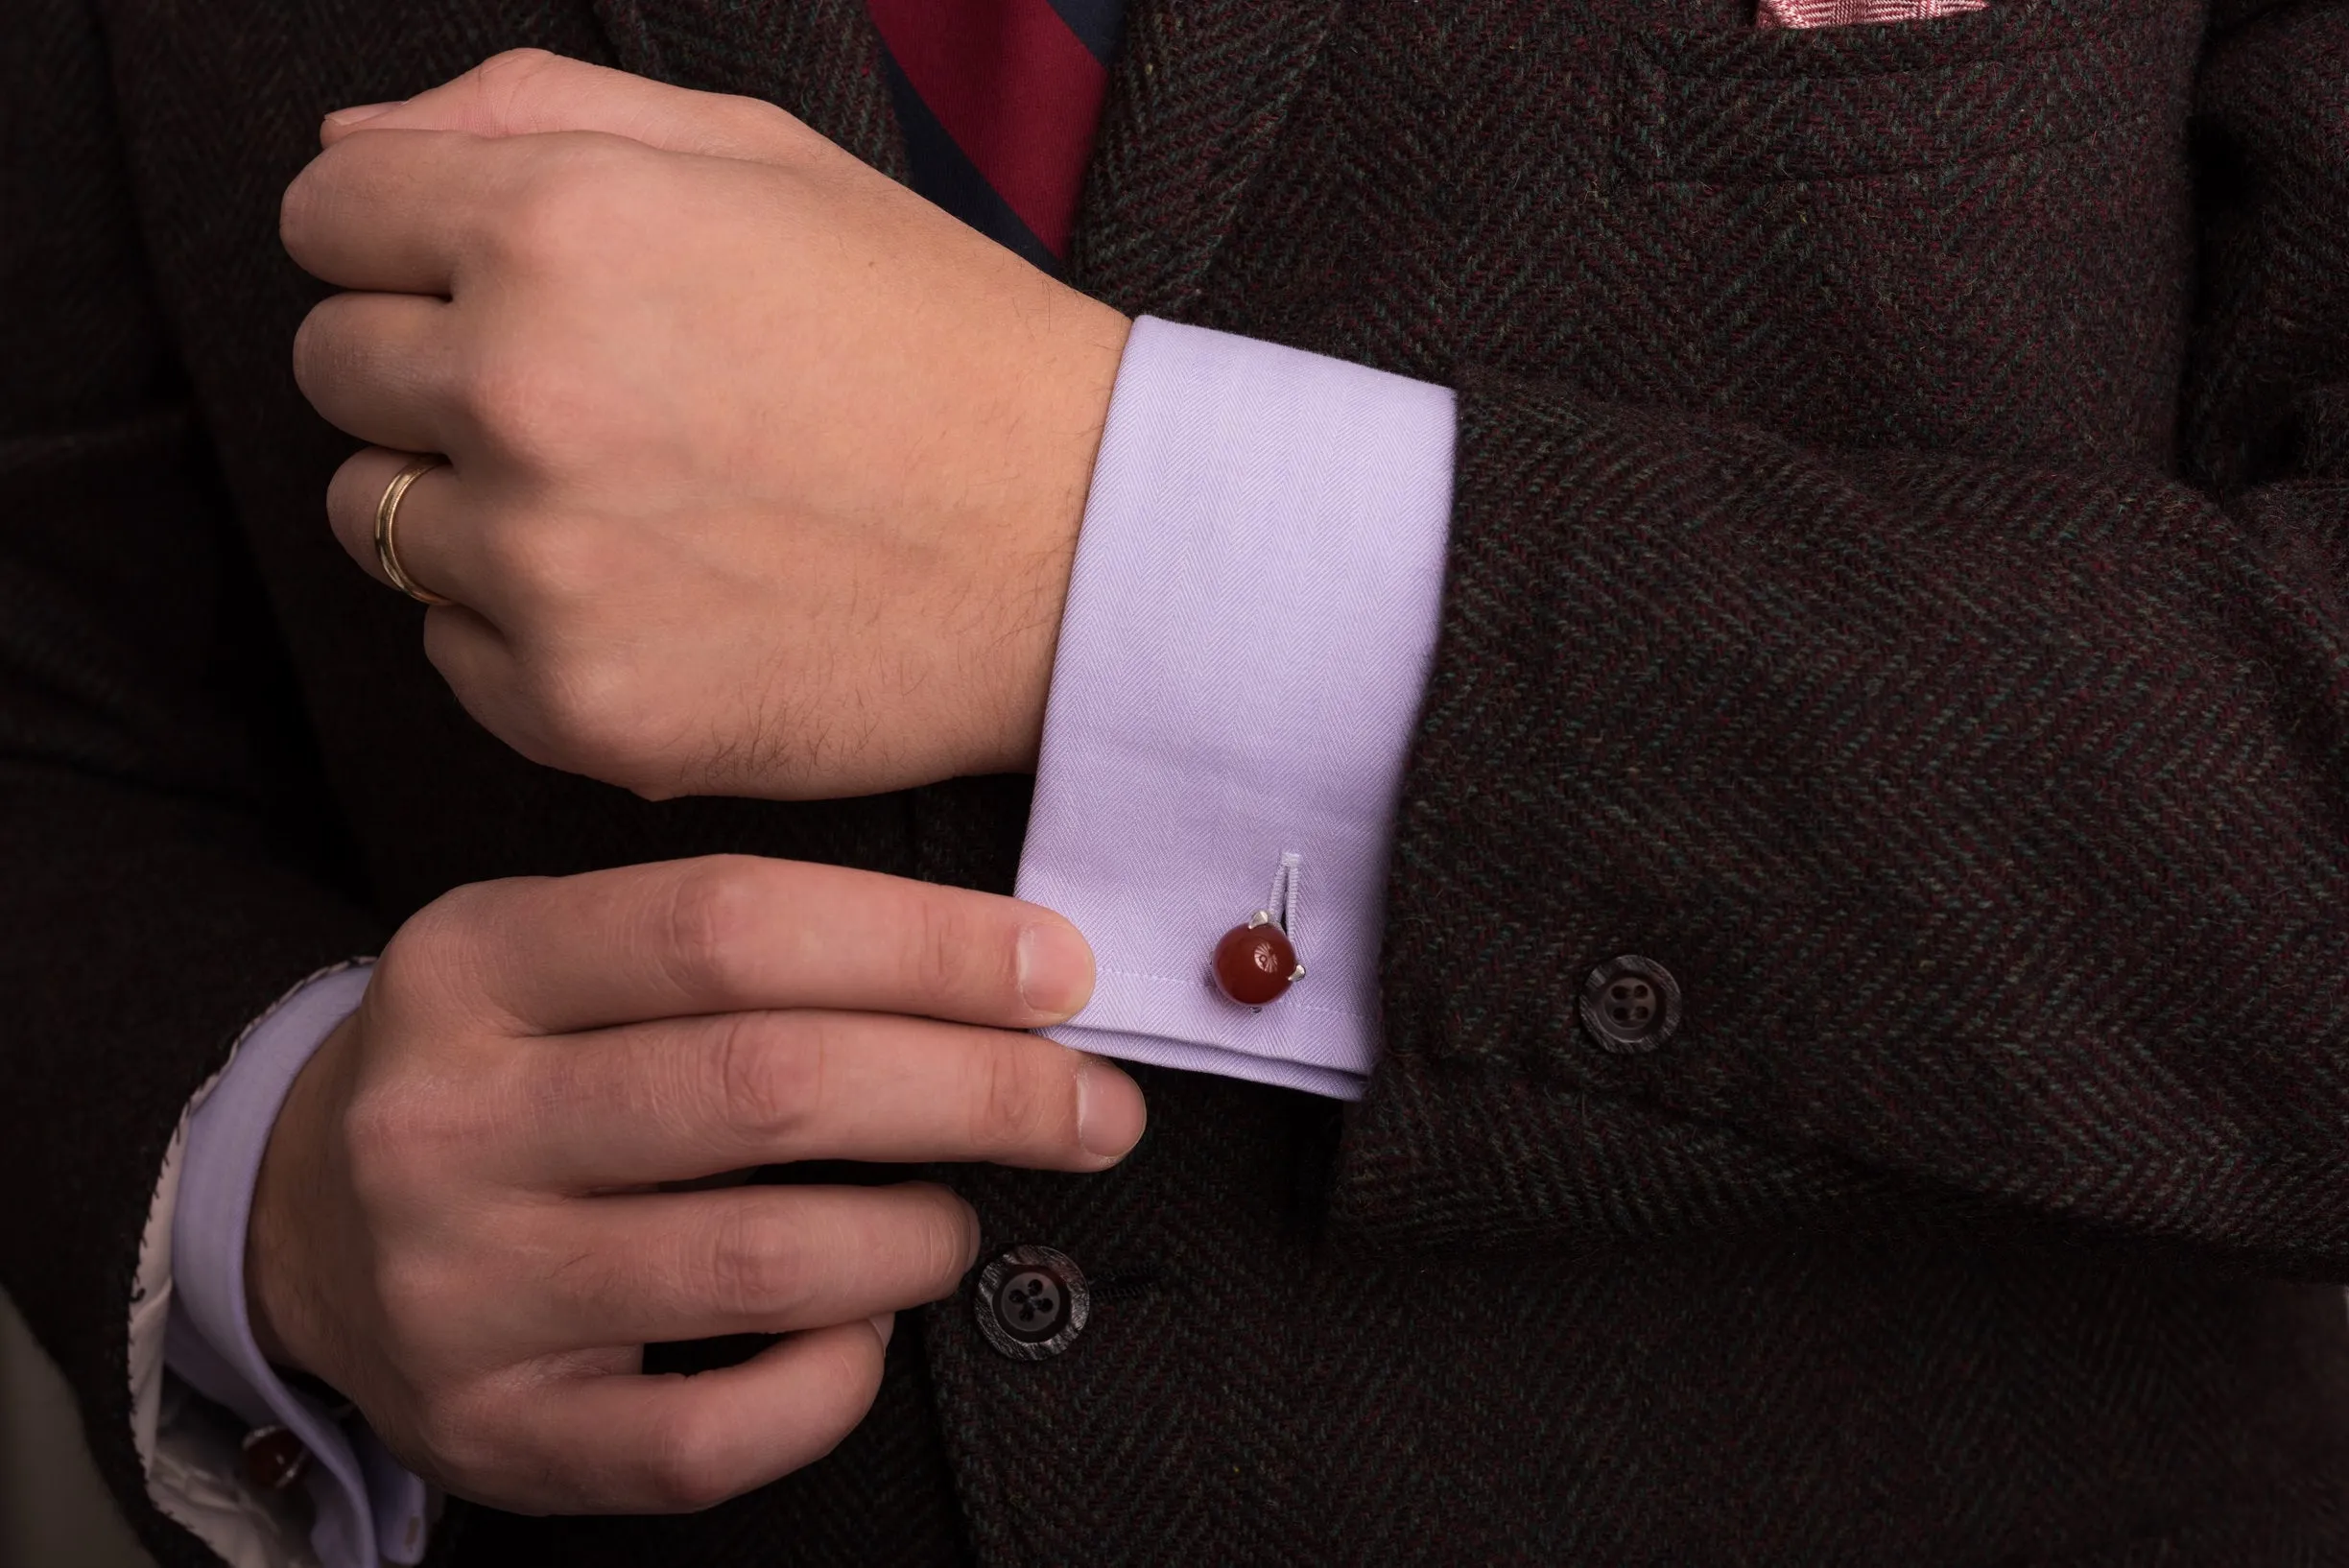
[1071,0,1348,320]
[585,0,908,177]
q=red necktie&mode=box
[865,0,1126,271]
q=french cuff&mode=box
[1016,317,1456,1100]
[131,961,430,1568]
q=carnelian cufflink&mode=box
[1213,910,1306,1006]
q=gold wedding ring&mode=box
[373,454,453,606]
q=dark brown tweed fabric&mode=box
[7,0,2349,1562]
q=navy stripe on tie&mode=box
[878,47,1063,275]
[1042,0,1125,66]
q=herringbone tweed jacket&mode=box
[7,0,2349,1560]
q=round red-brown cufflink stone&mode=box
[1213,913,1305,1006]
[240,1424,312,1490]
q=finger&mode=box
[507,1319,887,1514]
[282,127,513,294]
[393,856,1097,1034]
[296,292,460,452]
[320,48,825,166]
[325,445,467,603]
[508,1182,976,1351]
[506,1010,1145,1188]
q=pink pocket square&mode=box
[1757,0,1987,27]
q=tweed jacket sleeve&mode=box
[0,6,387,1563]
[1321,0,2349,1277]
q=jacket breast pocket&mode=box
[1615,0,2164,185]
[1554,0,2205,470]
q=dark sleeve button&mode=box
[1578,955,1683,1054]
[975,1245,1091,1361]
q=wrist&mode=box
[982,300,1130,775]
[245,1010,356,1376]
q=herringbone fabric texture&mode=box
[7,0,2349,1563]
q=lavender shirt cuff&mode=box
[1016,318,1457,1100]
[168,962,429,1568]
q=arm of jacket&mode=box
[1,6,387,1565]
[1324,0,2349,1276]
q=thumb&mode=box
[319,48,818,164]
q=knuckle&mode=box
[700,1204,810,1320]
[487,163,590,270]
[485,138,645,274]
[338,1072,415,1163]
[446,344,528,431]
[723,94,796,139]
[506,650,651,779]
[369,1249,474,1354]
[339,1079,466,1211]
[375,885,503,1014]
[368,928,431,1001]
[711,1013,820,1146]
[472,46,565,95]
[706,93,813,159]
[448,350,585,472]
[358,953,431,1035]
[404,1390,504,1491]
[390,883,487,968]
[658,857,766,998]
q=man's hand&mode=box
[283,50,1131,801]
[247,855,1144,1514]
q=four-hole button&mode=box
[1578,955,1683,1054]
[976,1244,1090,1361]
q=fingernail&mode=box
[323,102,403,128]
[1074,1057,1146,1163]
[867,1312,895,1349]
[1015,921,1093,1018]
